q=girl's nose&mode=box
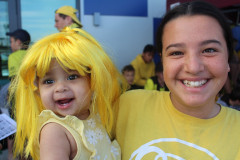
[55,82,68,93]
[184,52,204,74]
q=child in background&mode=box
[122,65,142,90]
[9,28,127,159]
[144,62,168,91]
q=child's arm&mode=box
[40,122,76,160]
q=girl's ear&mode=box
[16,39,22,47]
[34,77,40,95]
[66,16,72,25]
[34,85,40,95]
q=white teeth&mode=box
[183,80,207,87]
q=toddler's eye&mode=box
[68,74,79,80]
[43,79,54,84]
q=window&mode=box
[0,0,11,79]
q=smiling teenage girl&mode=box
[116,1,240,159]
[10,28,126,160]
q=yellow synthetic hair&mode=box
[9,27,127,159]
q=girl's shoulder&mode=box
[39,117,77,159]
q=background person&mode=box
[131,44,155,88]
[55,6,83,31]
[6,29,31,79]
[121,64,142,90]
[116,1,240,159]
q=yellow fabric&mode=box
[38,110,121,160]
[144,78,166,91]
[131,54,155,87]
[8,50,26,77]
[62,23,81,31]
[116,90,240,160]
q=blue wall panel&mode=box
[232,26,240,51]
[153,18,162,64]
[84,0,148,17]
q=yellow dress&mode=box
[39,110,120,160]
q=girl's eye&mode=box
[43,79,54,84]
[170,51,183,56]
[203,48,216,53]
[67,74,79,80]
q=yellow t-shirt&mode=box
[8,50,27,77]
[131,54,155,87]
[116,90,240,160]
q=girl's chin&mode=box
[173,94,209,106]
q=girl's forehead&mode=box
[49,59,61,68]
[48,60,74,72]
[162,15,225,45]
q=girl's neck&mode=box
[78,109,90,120]
[170,94,221,119]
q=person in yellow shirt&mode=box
[7,29,31,79]
[55,6,83,31]
[131,44,155,88]
[116,1,240,160]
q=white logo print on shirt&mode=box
[130,138,219,160]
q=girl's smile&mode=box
[182,79,207,87]
[55,97,74,109]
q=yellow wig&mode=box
[9,27,127,159]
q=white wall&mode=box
[80,0,166,71]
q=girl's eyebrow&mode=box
[67,69,78,73]
[165,39,222,51]
[44,69,55,77]
[165,43,185,51]
[200,39,221,46]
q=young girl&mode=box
[10,28,127,159]
[116,1,240,160]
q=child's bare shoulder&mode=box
[40,122,77,159]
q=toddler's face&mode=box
[123,71,135,85]
[38,59,91,119]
